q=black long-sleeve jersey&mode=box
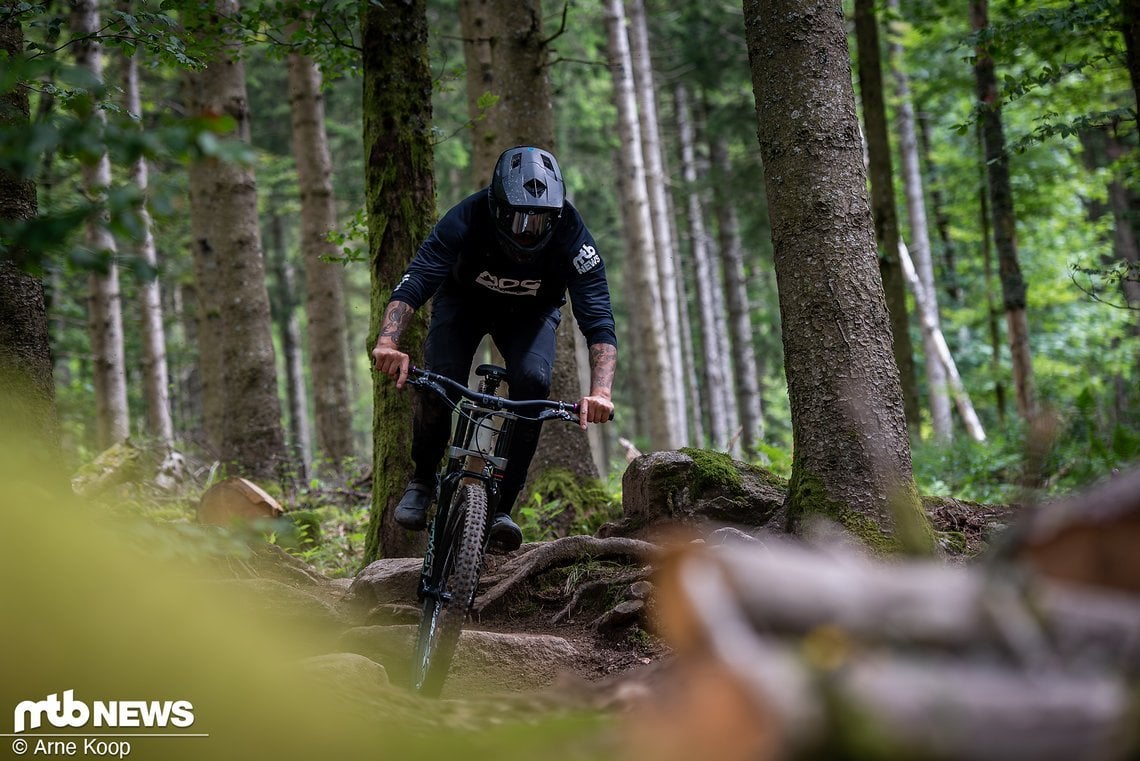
[388,189,618,347]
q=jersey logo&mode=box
[573,244,600,274]
[475,271,542,296]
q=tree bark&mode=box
[120,8,173,446]
[853,0,920,438]
[185,0,287,481]
[268,213,312,480]
[628,0,687,443]
[362,0,435,561]
[71,0,130,450]
[675,83,731,451]
[1124,0,1140,115]
[886,0,951,443]
[743,0,933,553]
[287,43,354,471]
[0,15,59,461]
[604,0,678,452]
[971,0,1037,422]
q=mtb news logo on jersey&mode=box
[13,690,195,733]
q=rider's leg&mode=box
[397,295,486,529]
[492,308,560,520]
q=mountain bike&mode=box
[405,363,599,697]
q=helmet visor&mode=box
[505,209,554,247]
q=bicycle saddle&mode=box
[475,364,508,383]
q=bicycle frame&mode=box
[410,364,579,605]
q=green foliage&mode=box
[912,409,1140,504]
[517,468,621,543]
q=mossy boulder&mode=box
[612,449,787,537]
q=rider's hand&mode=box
[372,337,410,389]
[577,392,614,431]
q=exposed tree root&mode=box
[474,535,660,614]
[552,566,653,624]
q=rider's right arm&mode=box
[373,300,414,388]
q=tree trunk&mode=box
[0,15,58,461]
[977,129,1008,424]
[362,0,435,562]
[71,0,130,450]
[711,137,764,453]
[268,214,312,480]
[743,0,933,553]
[675,83,730,451]
[287,44,354,471]
[604,0,678,452]
[971,0,1037,422]
[886,0,951,443]
[898,241,986,442]
[853,0,920,439]
[185,0,287,481]
[916,104,964,305]
[120,12,173,446]
[1124,0,1140,114]
[628,0,687,444]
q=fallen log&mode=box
[638,540,1140,761]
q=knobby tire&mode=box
[413,482,488,697]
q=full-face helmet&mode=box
[488,146,565,263]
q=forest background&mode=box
[2,0,1138,571]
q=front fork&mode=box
[415,470,501,603]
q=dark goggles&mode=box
[498,207,555,245]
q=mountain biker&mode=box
[371,146,618,552]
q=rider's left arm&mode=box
[579,343,617,430]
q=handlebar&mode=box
[406,366,613,423]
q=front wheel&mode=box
[412,482,488,697]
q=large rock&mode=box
[345,557,422,610]
[614,449,786,537]
[338,624,582,698]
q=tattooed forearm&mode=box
[587,343,617,394]
[379,301,413,344]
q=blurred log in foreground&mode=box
[631,467,1140,761]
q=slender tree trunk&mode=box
[675,84,730,450]
[268,214,312,479]
[916,104,963,305]
[1124,0,1140,113]
[978,130,1008,425]
[853,0,920,438]
[1104,1,1140,397]
[604,0,677,452]
[711,137,764,453]
[971,0,1036,422]
[286,43,354,472]
[628,0,687,443]
[362,0,435,562]
[670,194,705,446]
[696,106,741,452]
[185,0,287,480]
[0,15,58,460]
[71,0,129,449]
[120,12,173,446]
[744,0,933,553]
[1105,135,1140,395]
[886,0,951,443]
[897,241,986,442]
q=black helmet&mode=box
[488,146,565,263]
